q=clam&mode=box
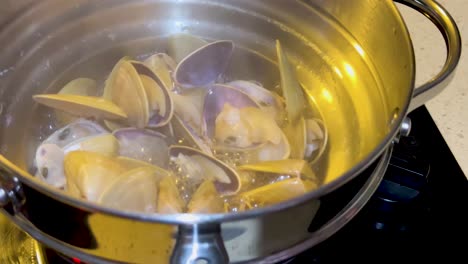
[35,143,66,188]
[227,80,285,124]
[35,133,119,189]
[187,180,224,214]
[64,151,126,201]
[43,119,107,148]
[63,133,119,157]
[103,59,150,129]
[35,120,111,188]
[157,176,185,214]
[116,156,171,177]
[171,88,207,132]
[131,62,174,128]
[238,159,316,181]
[174,40,234,89]
[171,114,212,155]
[239,178,317,209]
[305,118,328,163]
[98,166,161,213]
[203,84,288,161]
[144,53,177,90]
[169,146,241,195]
[33,94,127,121]
[55,78,98,125]
[167,33,208,63]
[113,128,169,168]
[276,40,306,159]
[283,118,306,160]
[276,40,306,124]
[251,130,291,163]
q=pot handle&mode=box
[394,0,462,112]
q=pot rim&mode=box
[5,0,415,225]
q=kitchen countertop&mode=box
[396,0,467,178]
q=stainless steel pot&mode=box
[0,0,461,263]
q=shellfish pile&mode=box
[32,34,328,214]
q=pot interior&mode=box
[0,0,411,210]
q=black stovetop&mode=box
[288,105,468,263]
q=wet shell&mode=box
[157,176,185,214]
[64,151,126,201]
[144,53,176,90]
[276,40,306,124]
[63,133,119,157]
[187,180,224,214]
[171,88,207,132]
[169,146,241,195]
[99,166,160,213]
[35,143,66,189]
[203,84,259,140]
[227,80,285,123]
[55,78,98,125]
[103,59,150,128]
[250,130,292,162]
[113,128,169,168]
[131,62,174,128]
[33,94,127,121]
[305,118,328,163]
[174,40,234,88]
[171,114,212,156]
[44,119,107,148]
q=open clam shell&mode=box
[187,180,225,214]
[103,59,150,128]
[33,94,127,121]
[305,118,328,163]
[283,117,307,160]
[55,78,98,125]
[169,146,241,195]
[144,53,176,90]
[34,143,66,189]
[63,133,119,157]
[174,40,234,89]
[171,88,207,132]
[115,156,171,177]
[227,80,285,123]
[131,61,174,128]
[157,176,185,214]
[171,114,212,155]
[168,33,208,63]
[64,151,126,201]
[251,130,291,163]
[276,40,306,124]
[43,119,107,148]
[203,84,259,140]
[98,166,161,213]
[113,128,169,168]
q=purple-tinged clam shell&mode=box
[174,40,234,88]
[131,62,174,128]
[169,145,241,195]
[202,84,259,139]
[113,128,169,168]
